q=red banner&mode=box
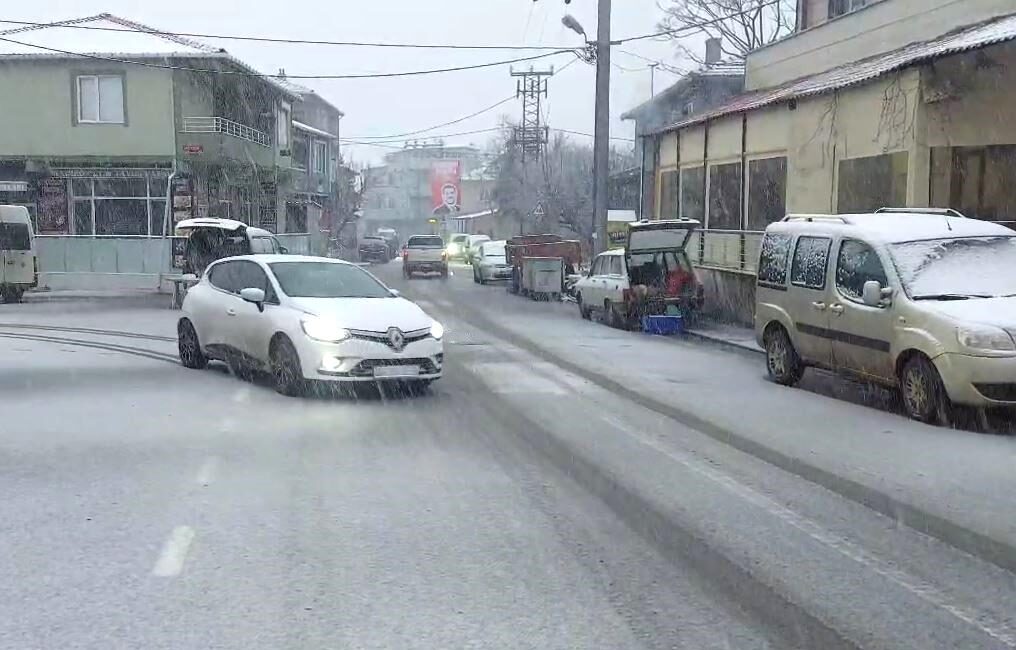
[430,161,461,217]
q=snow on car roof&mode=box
[217,254,355,265]
[769,213,1013,244]
[175,218,247,231]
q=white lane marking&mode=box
[598,413,1016,647]
[195,457,218,486]
[467,362,567,395]
[151,526,196,578]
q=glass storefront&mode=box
[69,176,168,236]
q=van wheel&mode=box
[900,355,950,425]
[764,325,804,386]
[577,294,592,320]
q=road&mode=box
[0,268,1013,649]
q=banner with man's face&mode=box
[430,161,461,216]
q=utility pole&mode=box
[591,0,611,253]
[638,63,659,220]
[649,62,659,97]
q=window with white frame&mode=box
[312,141,327,174]
[70,176,167,236]
[829,0,873,19]
[76,75,125,124]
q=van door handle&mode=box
[226,308,237,316]
[829,304,845,315]
[811,301,827,311]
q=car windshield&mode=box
[269,262,392,298]
[890,236,1016,299]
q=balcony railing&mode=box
[182,117,270,147]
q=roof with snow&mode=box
[652,11,1016,135]
[620,60,744,122]
[768,212,1013,245]
[0,13,298,99]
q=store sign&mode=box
[50,167,169,179]
[0,181,28,192]
[183,144,203,155]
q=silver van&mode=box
[755,209,1016,424]
[0,205,37,303]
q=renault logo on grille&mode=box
[386,327,406,351]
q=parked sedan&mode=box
[472,240,511,284]
[178,255,444,396]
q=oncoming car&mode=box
[755,209,1016,424]
[178,255,444,396]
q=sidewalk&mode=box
[431,291,1016,573]
[22,288,170,304]
[684,319,762,354]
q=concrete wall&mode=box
[747,0,1015,90]
[0,60,176,158]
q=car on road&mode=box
[178,255,444,395]
[403,234,448,278]
[175,218,287,277]
[574,219,702,328]
[463,234,491,264]
[445,233,469,261]
[0,205,37,303]
[755,208,1016,424]
[358,236,391,264]
[472,240,511,284]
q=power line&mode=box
[0,34,576,79]
[0,17,574,50]
[342,125,634,148]
[617,0,783,43]
[347,97,515,140]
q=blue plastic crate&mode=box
[641,314,684,335]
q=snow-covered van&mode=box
[756,208,1016,425]
[0,205,37,303]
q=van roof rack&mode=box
[875,207,966,218]
[782,214,851,224]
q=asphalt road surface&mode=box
[0,268,1014,649]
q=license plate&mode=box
[373,365,421,378]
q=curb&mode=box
[684,328,764,355]
[445,301,1016,575]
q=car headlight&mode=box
[301,318,350,343]
[956,324,1015,352]
[430,320,444,340]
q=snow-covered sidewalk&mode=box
[414,280,1016,573]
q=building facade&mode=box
[630,0,1016,323]
[362,143,484,237]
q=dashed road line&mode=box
[151,526,196,577]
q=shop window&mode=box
[747,157,787,230]
[69,176,167,236]
[659,170,678,220]
[837,152,908,213]
[680,166,705,221]
[707,162,742,230]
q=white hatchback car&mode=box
[178,255,444,395]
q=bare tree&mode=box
[657,0,796,63]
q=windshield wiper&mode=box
[911,293,991,301]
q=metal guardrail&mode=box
[687,229,764,274]
[182,117,271,147]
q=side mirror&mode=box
[389,289,400,297]
[862,280,885,307]
[240,287,266,312]
[278,246,289,254]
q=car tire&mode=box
[177,319,208,369]
[577,294,592,320]
[900,355,950,425]
[605,300,626,329]
[270,336,306,397]
[403,266,411,279]
[764,325,804,386]
[1,286,22,303]
[440,267,449,279]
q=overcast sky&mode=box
[19,0,700,165]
